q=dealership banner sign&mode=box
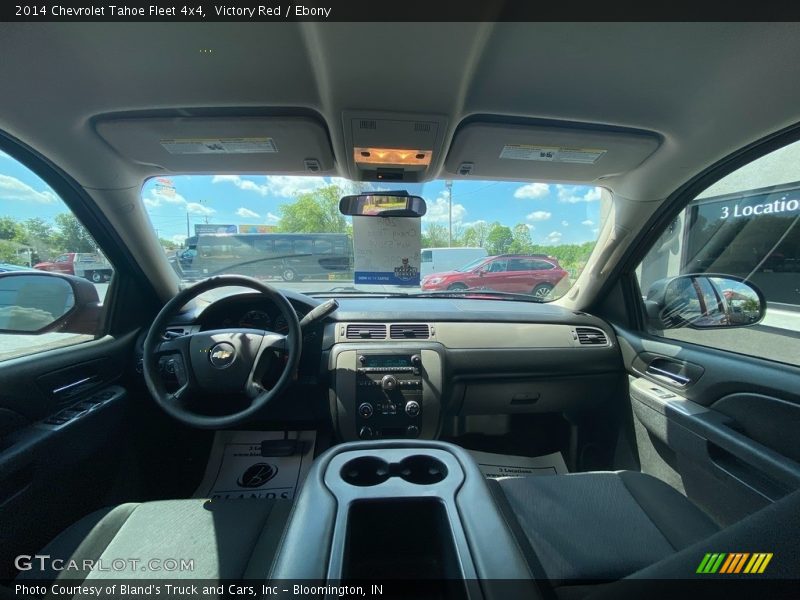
[352,216,421,285]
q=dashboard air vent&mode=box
[575,327,608,346]
[346,324,387,340]
[390,324,430,339]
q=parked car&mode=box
[0,263,34,273]
[421,254,568,297]
[34,252,113,283]
[420,247,488,278]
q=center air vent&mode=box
[346,324,387,340]
[390,324,430,339]
[575,327,608,346]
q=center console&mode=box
[269,440,539,599]
[329,346,443,441]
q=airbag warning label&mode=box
[499,144,605,164]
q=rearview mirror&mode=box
[644,274,765,330]
[0,272,102,334]
[339,192,427,218]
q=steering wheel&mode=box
[142,275,302,429]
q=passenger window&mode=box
[274,239,292,255]
[507,259,528,271]
[487,259,507,272]
[636,139,800,365]
[314,239,333,255]
[532,260,554,271]
[0,149,111,362]
[294,239,313,255]
[421,250,432,263]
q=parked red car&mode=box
[34,252,113,283]
[420,254,568,297]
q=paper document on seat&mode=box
[469,450,568,478]
[193,430,316,500]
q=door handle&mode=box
[645,364,691,386]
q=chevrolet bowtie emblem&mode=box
[208,342,236,368]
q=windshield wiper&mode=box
[410,290,547,303]
[203,253,314,277]
[309,289,547,302]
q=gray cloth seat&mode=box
[491,471,720,586]
[17,499,291,583]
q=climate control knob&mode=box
[358,426,375,440]
[358,402,373,419]
[410,354,421,366]
[405,400,421,417]
[381,375,398,391]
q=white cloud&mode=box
[236,207,260,219]
[266,212,281,223]
[461,219,487,228]
[171,234,187,245]
[557,185,602,204]
[581,219,594,226]
[144,197,161,208]
[186,202,215,215]
[212,175,353,198]
[592,228,600,235]
[526,210,551,222]
[514,183,550,199]
[0,174,56,204]
[423,194,467,224]
[561,220,569,227]
[544,230,563,244]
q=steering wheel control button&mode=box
[358,402,374,419]
[208,342,236,369]
[405,400,421,417]
[381,374,398,391]
[358,426,375,440]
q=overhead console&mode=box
[443,117,661,182]
[341,110,448,182]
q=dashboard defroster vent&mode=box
[346,324,387,340]
[390,324,430,339]
[575,327,608,346]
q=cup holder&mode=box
[340,454,448,487]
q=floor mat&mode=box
[468,449,568,479]
[193,430,316,500]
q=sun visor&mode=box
[95,116,335,174]
[444,121,660,182]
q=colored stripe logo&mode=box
[696,552,773,574]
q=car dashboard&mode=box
[140,290,622,442]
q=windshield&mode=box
[142,176,609,301]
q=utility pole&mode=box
[186,211,190,238]
[445,180,453,247]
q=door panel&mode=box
[0,332,137,579]
[616,326,800,526]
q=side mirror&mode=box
[339,191,427,218]
[644,274,765,330]
[0,272,101,335]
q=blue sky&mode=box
[141,175,603,246]
[0,150,603,247]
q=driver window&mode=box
[0,149,109,362]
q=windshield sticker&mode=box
[160,137,278,154]
[353,216,421,285]
[499,144,606,164]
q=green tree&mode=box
[0,216,24,242]
[0,240,26,265]
[159,238,178,251]
[23,217,56,245]
[509,223,533,254]
[485,222,513,255]
[462,221,490,248]
[53,213,96,253]
[277,185,349,233]
[422,223,449,248]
